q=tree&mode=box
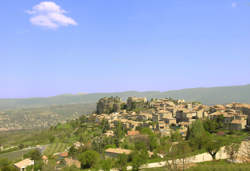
[49,135,55,143]
[33,160,43,171]
[1,165,18,171]
[205,135,225,160]
[203,119,218,133]
[149,135,158,151]
[176,141,192,171]
[139,127,153,136]
[24,149,42,161]
[18,144,24,149]
[0,159,18,171]
[164,142,178,171]
[131,152,147,171]
[116,154,128,171]
[216,115,225,128]
[225,143,240,162]
[170,130,182,142]
[78,150,100,169]
[68,146,78,156]
[101,158,113,171]
[42,160,57,171]
[187,120,209,149]
[100,119,110,133]
[135,141,147,152]
[114,121,126,141]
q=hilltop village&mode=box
[93,97,250,137]
[1,97,250,171]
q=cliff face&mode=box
[127,97,147,111]
[96,97,122,114]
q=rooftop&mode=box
[105,148,132,155]
[14,159,34,169]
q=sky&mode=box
[0,0,250,98]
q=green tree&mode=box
[149,135,158,151]
[131,152,147,171]
[187,120,209,149]
[24,149,42,161]
[114,122,125,139]
[18,144,24,149]
[0,159,18,171]
[49,135,55,143]
[101,158,113,171]
[170,130,182,142]
[68,146,78,156]
[78,150,100,169]
[139,127,153,136]
[115,154,128,171]
[205,135,225,160]
[203,119,218,133]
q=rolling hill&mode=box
[0,84,250,111]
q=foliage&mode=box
[205,135,225,160]
[139,127,154,136]
[0,158,18,171]
[170,130,182,142]
[101,158,113,171]
[116,154,128,171]
[186,120,209,149]
[24,149,41,161]
[78,150,100,169]
[203,119,218,133]
[131,151,147,171]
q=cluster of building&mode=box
[94,97,250,137]
[12,98,250,170]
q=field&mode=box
[43,143,68,156]
[0,148,32,161]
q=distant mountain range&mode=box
[0,84,250,110]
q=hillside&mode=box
[0,84,250,110]
[0,103,96,131]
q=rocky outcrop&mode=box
[96,97,122,114]
[127,97,147,111]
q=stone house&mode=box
[229,119,247,130]
[176,110,193,122]
[164,118,177,126]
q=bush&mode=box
[24,149,41,161]
[78,150,100,169]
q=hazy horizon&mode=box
[1,1,250,98]
[1,83,249,99]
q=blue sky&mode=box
[0,0,250,98]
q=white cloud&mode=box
[27,1,77,29]
[232,2,237,8]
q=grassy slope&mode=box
[142,160,250,171]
